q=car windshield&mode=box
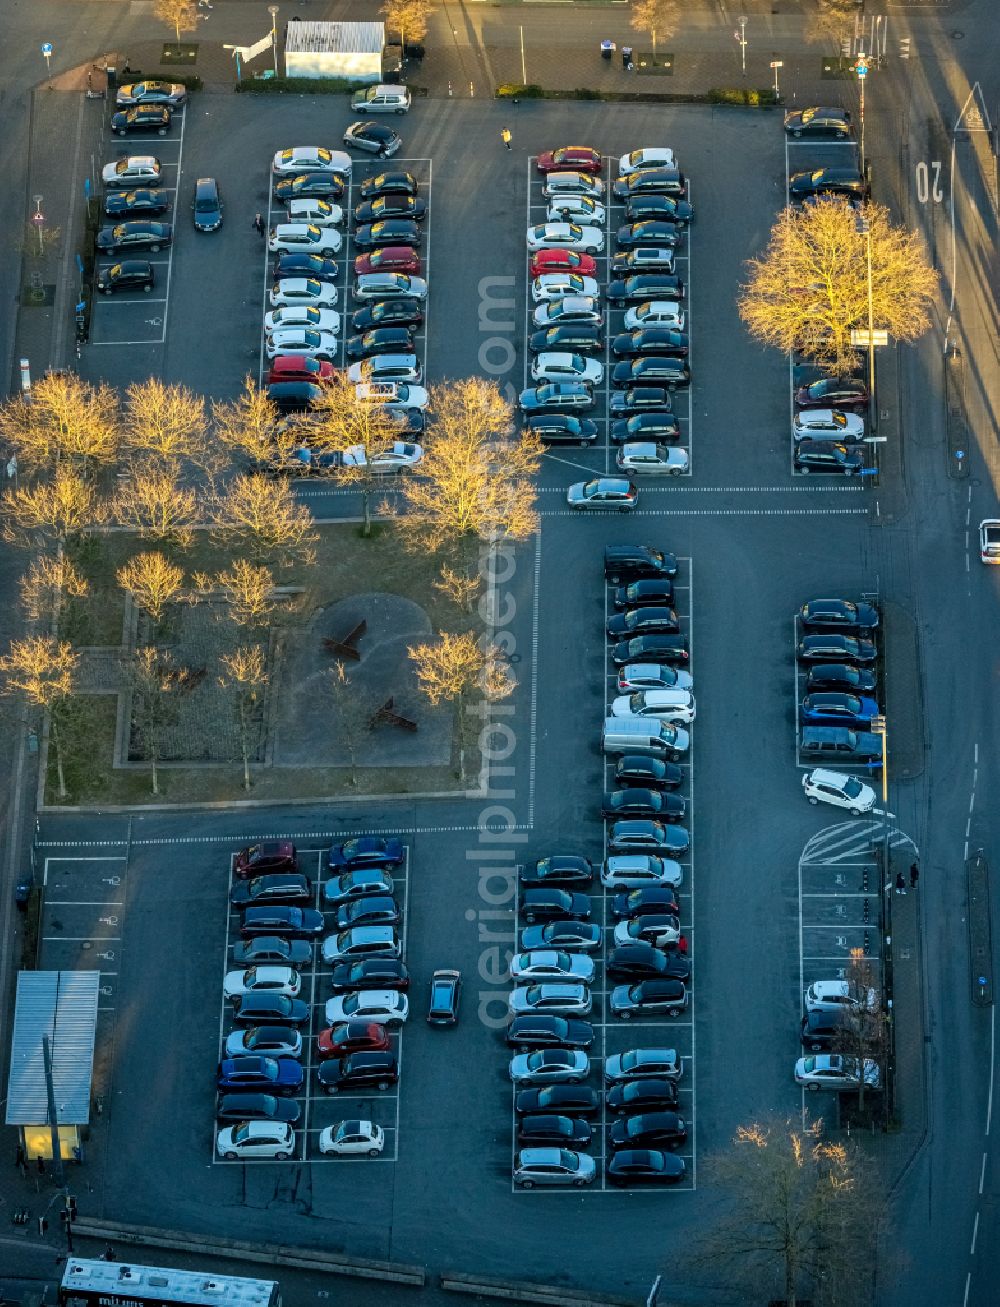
[232,1123,252,1144]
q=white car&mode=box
[338,441,424,473]
[318,1120,385,1157]
[264,305,341,336]
[325,989,409,1026]
[353,272,428,302]
[355,381,428,412]
[619,147,676,176]
[793,408,865,441]
[266,328,339,361]
[509,1049,591,1085]
[268,223,343,256]
[222,966,302,1001]
[601,854,683,890]
[624,300,686,331]
[286,199,344,227]
[269,278,339,309]
[508,983,592,1018]
[801,768,876,814]
[794,1054,881,1092]
[611,689,696,724]
[613,916,681,948]
[102,155,162,187]
[547,195,606,225]
[542,171,605,199]
[616,442,688,477]
[347,354,421,385]
[532,296,603,329]
[804,980,877,1013]
[272,147,352,177]
[616,663,693,692]
[217,1121,295,1161]
[509,950,595,983]
[526,222,605,253]
[530,352,604,385]
[531,273,600,304]
[980,519,1000,564]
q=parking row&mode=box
[214,838,411,1164]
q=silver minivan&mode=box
[542,171,605,199]
[602,716,689,760]
[351,84,411,114]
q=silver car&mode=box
[513,1147,596,1188]
[509,1049,591,1085]
[794,1054,881,1092]
[509,950,596,983]
[509,983,592,1018]
[604,1048,683,1084]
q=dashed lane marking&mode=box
[37,825,530,848]
[537,483,865,494]
[544,508,869,518]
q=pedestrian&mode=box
[910,861,919,889]
[501,127,512,151]
[252,212,265,238]
[104,1245,116,1262]
[15,1143,26,1177]
[895,871,906,895]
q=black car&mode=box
[615,222,685,250]
[794,376,870,411]
[514,1085,601,1116]
[612,329,689,360]
[274,253,339,283]
[506,1015,595,1049]
[612,169,689,201]
[96,221,172,254]
[216,1093,301,1125]
[521,888,591,925]
[525,414,599,446]
[607,274,685,305]
[354,195,427,224]
[268,383,322,415]
[608,820,689,856]
[613,756,683,790]
[806,663,878,694]
[610,1110,687,1150]
[607,606,681,639]
[323,869,394,907]
[784,104,853,137]
[604,544,678,584]
[335,896,400,931]
[241,906,325,939]
[328,837,405,871]
[610,411,681,445]
[611,887,681,920]
[607,1149,686,1186]
[96,260,154,294]
[351,298,424,332]
[427,970,461,1026]
[613,578,674,609]
[231,935,312,967]
[606,1078,679,1113]
[329,958,411,993]
[354,218,421,249]
[612,358,690,390]
[611,634,689,666]
[519,856,594,888]
[606,943,673,981]
[317,1051,399,1093]
[625,194,694,224]
[529,324,603,355]
[796,633,877,664]
[230,874,314,908]
[232,993,310,1026]
[192,177,223,232]
[344,122,402,157]
[789,166,869,201]
[800,598,879,633]
[358,171,419,199]
[610,387,676,417]
[801,1008,850,1051]
[104,188,170,218]
[345,326,415,361]
[794,441,864,475]
[274,172,346,202]
[602,789,686,821]
[519,1114,592,1147]
[111,105,171,137]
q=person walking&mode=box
[501,127,512,151]
[910,861,919,889]
[252,212,265,238]
[894,871,906,895]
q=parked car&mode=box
[532,272,600,303]
[269,278,340,310]
[801,1009,851,1052]
[235,843,297,878]
[111,105,171,137]
[613,756,683,790]
[530,324,604,355]
[784,106,853,138]
[321,925,402,965]
[354,219,421,249]
[287,198,343,227]
[354,195,426,224]
[225,1024,303,1059]
[793,408,865,441]
[532,296,603,328]
[216,1093,300,1125]
[605,943,675,982]
[514,1085,601,1116]
[105,189,170,218]
[272,147,352,177]
[508,984,593,1019]
[611,635,689,666]
[602,789,686,821]
[612,328,688,358]
[801,768,877,814]
[274,254,339,283]
[796,633,877,664]
[606,1079,678,1114]
[566,478,637,511]
[623,300,685,331]
[318,1120,385,1156]
[506,1015,594,1049]
[608,821,689,857]
[801,692,879,727]
[521,888,592,924]
[600,855,683,890]
[323,869,394,906]
[529,248,598,276]
[607,274,685,305]
[325,989,409,1026]
[329,837,404,870]
[611,887,681,919]
[317,1052,399,1093]
[329,958,410,993]
[520,383,595,414]
[513,1148,596,1189]
[353,273,428,302]
[335,896,400,931]
[612,247,679,275]
[525,414,599,446]
[223,966,302,1001]
[805,663,877,694]
[607,1149,686,1186]
[316,1021,389,1059]
[274,172,346,202]
[216,1055,302,1095]
[610,978,688,1019]
[607,606,680,639]
[95,221,172,254]
[800,598,879,632]
[605,544,677,583]
[604,1048,683,1083]
[510,951,595,983]
[612,169,689,202]
[343,121,402,157]
[616,443,688,476]
[537,146,603,174]
[96,260,154,294]
[519,1115,592,1147]
[611,358,690,390]
[232,935,312,967]
[519,856,594,887]
[794,376,869,410]
[241,907,324,939]
[525,222,605,253]
[358,171,418,199]
[116,80,187,108]
[230,874,313,908]
[520,921,602,952]
[509,1048,591,1083]
[794,1054,881,1091]
[268,223,342,256]
[216,1121,295,1161]
[789,166,868,201]
[351,298,424,331]
[794,441,864,475]
[102,156,162,187]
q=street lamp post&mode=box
[736,17,748,77]
[854,49,868,165]
[268,5,280,76]
[856,214,877,431]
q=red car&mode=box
[267,354,335,385]
[317,1020,390,1059]
[529,248,598,278]
[354,246,421,276]
[536,146,603,175]
[234,841,297,880]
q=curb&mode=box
[440,1271,635,1306]
[37,782,482,815]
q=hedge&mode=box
[495,83,779,107]
[234,76,373,95]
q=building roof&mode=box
[284,21,385,56]
[5,971,100,1125]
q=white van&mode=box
[602,716,689,760]
[351,84,411,114]
[611,689,696,724]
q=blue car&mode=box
[216,1055,303,1095]
[273,253,339,283]
[800,692,879,727]
[327,836,405,871]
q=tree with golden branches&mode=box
[121,379,209,468]
[806,0,858,47]
[19,555,90,627]
[381,0,434,46]
[193,560,276,629]
[739,197,938,375]
[2,465,107,546]
[629,0,678,54]
[117,552,185,625]
[113,465,198,546]
[219,645,268,791]
[0,372,118,471]
[211,376,288,470]
[126,646,185,795]
[155,0,198,43]
[392,379,541,553]
[0,635,79,797]
[433,563,482,614]
[210,474,317,566]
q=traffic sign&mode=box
[770,60,783,69]
[850,329,888,347]
[856,60,868,78]
[41,42,53,56]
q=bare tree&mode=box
[218,645,268,791]
[739,198,938,375]
[630,0,679,54]
[326,662,377,787]
[154,0,199,43]
[432,563,482,614]
[113,465,198,546]
[193,560,276,629]
[126,646,184,795]
[211,376,288,471]
[694,1114,881,1307]
[117,552,185,625]
[0,371,118,472]
[121,379,209,468]
[806,0,858,46]
[2,466,107,546]
[839,946,890,1112]
[0,635,79,798]
[381,0,434,45]
[19,555,89,628]
[210,474,317,567]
